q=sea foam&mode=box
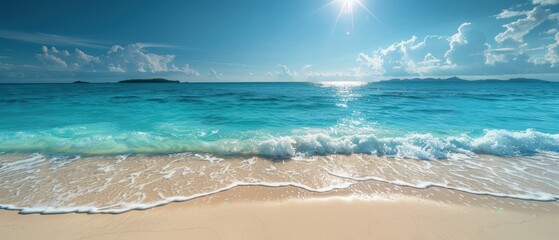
[0,129,557,160]
[257,129,559,159]
[0,151,557,214]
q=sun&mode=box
[339,0,357,15]
[317,0,381,36]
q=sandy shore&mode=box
[1,184,558,240]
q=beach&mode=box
[3,0,559,238]
[1,82,558,239]
[1,182,558,240]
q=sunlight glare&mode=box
[339,0,356,15]
[321,0,381,37]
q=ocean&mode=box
[0,81,558,213]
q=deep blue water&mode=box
[0,81,558,158]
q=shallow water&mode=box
[0,153,558,213]
[0,81,558,213]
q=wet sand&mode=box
[2,153,558,214]
[1,183,558,240]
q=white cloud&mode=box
[484,44,507,65]
[353,2,557,77]
[0,30,190,51]
[301,64,313,71]
[134,43,182,49]
[75,49,100,64]
[106,44,177,73]
[495,6,550,43]
[0,29,106,49]
[35,44,199,76]
[266,64,297,80]
[37,45,100,69]
[176,64,199,76]
[483,43,541,66]
[278,64,296,78]
[533,0,559,6]
[445,22,488,66]
[37,46,68,67]
[495,9,529,19]
[546,33,559,66]
[356,22,557,76]
[207,68,223,79]
[107,64,125,73]
[357,53,384,75]
[357,36,416,76]
[357,33,456,76]
[544,28,558,35]
[483,44,532,66]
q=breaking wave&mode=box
[0,128,557,160]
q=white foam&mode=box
[326,171,558,202]
[0,129,558,214]
[2,173,557,215]
[0,181,355,214]
[1,129,557,160]
[254,129,559,159]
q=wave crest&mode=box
[256,129,559,159]
[1,128,557,160]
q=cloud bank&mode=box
[495,6,550,43]
[354,2,559,78]
[266,64,298,80]
[2,1,559,82]
[533,0,559,6]
[36,44,199,76]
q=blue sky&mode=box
[1,0,558,82]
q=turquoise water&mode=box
[1,81,558,159]
[1,81,559,213]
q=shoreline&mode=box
[1,182,558,240]
[1,152,558,214]
[2,178,558,215]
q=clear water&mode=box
[1,81,558,158]
[0,81,558,213]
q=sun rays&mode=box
[316,0,382,37]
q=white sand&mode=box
[1,185,558,240]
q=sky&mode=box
[0,0,558,82]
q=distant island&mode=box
[61,77,551,84]
[118,78,181,84]
[383,77,549,83]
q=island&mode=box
[383,77,549,83]
[118,78,181,84]
[72,81,90,84]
